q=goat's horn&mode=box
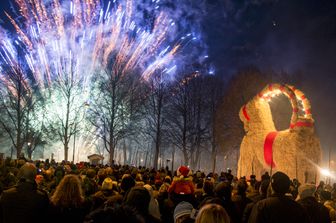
[286,85,313,121]
[256,83,299,129]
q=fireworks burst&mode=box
[0,0,196,89]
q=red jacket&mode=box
[168,177,195,195]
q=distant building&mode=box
[87,154,104,165]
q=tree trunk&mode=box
[154,119,161,170]
[183,150,189,166]
[145,151,149,168]
[109,139,115,166]
[212,144,217,174]
[171,146,175,172]
[123,140,127,165]
[64,144,69,161]
[27,149,32,160]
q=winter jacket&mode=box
[297,196,330,223]
[168,177,194,195]
[0,181,49,223]
[248,194,310,223]
[323,200,336,221]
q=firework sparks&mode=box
[0,0,191,90]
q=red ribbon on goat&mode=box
[264,132,277,168]
[290,122,313,129]
[242,105,250,121]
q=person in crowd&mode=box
[195,203,230,223]
[320,190,336,221]
[0,163,49,223]
[124,186,161,223]
[296,183,330,223]
[48,165,65,193]
[173,201,196,223]
[214,181,239,223]
[169,166,195,205]
[316,180,325,201]
[120,174,136,198]
[248,171,310,223]
[157,176,174,223]
[49,174,89,223]
[242,179,269,223]
[92,177,118,210]
[83,168,98,197]
[144,184,161,220]
[260,172,270,181]
[232,178,252,222]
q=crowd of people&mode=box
[0,157,335,223]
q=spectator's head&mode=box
[195,203,230,223]
[18,163,37,183]
[120,174,135,192]
[164,175,171,184]
[214,182,232,200]
[259,179,270,196]
[174,201,194,223]
[54,166,65,178]
[320,190,332,202]
[203,180,214,195]
[124,186,150,215]
[86,168,96,179]
[51,174,84,208]
[297,183,316,200]
[271,171,291,195]
[237,179,248,196]
[102,177,113,190]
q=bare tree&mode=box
[44,66,87,161]
[166,72,208,167]
[142,72,170,169]
[0,65,34,158]
[88,68,143,165]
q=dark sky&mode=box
[1,0,336,161]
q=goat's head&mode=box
[239,84,314,134]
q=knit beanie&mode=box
[173,201,193,223]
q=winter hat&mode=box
[164,176,171,183]
[177,166,191,177]
[298,184,316,199]
[102,177,113,190]
[271,171,291,194]
[18,163,37,183]
[173,201,193,223]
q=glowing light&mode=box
[321,168,331,177]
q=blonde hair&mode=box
[50,174,84,208]
[195,204,230,223]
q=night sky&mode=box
[1,0,336,161]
